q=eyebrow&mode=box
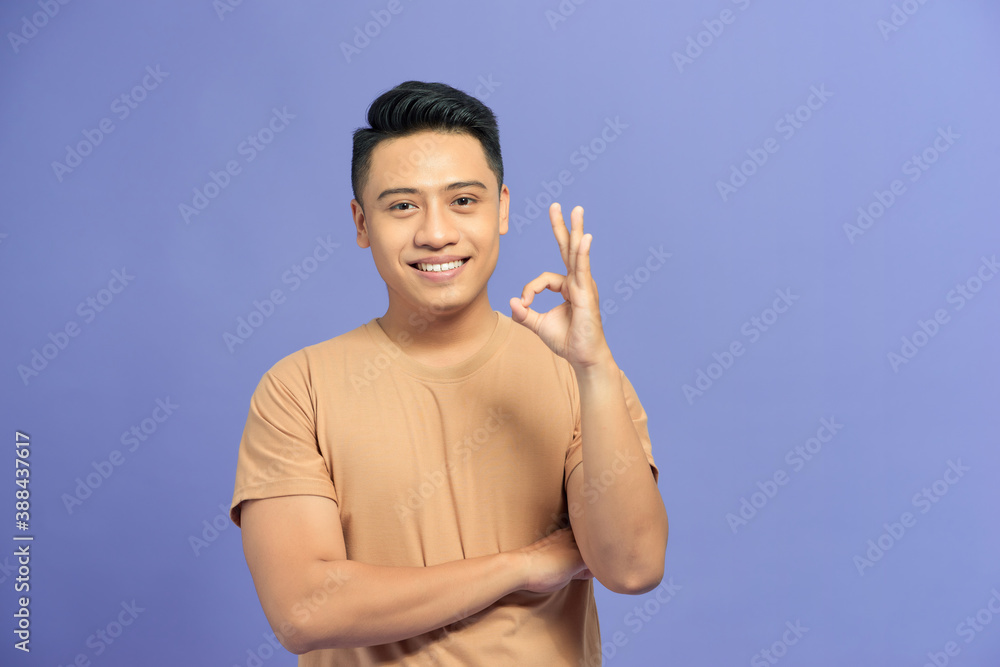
[375,180,488,202]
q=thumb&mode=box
[509,297,541,332]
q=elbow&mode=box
[603,561,665,596]
[272,561,358,653]
[270,597,348,654]
[268,610,318,656]
[274,606,356,654]
[274,612,346,655]
[284,636,311,657]
[600,523,668,595]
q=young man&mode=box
[230,80,668,665]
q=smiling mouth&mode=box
[410,258,468,272]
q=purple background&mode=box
[3,1,999,665]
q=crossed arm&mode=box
[240,495,590,654]
[241,202,667,652]
[241,380,665,654]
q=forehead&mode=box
[368,130,491,188]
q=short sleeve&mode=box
[229,362,338,527]
[564,369,659,489]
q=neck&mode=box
[377,290,498,361]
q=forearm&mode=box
[286,551,524,653]
[573,356,668,593]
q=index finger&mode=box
[575,232,593,286]
[549,202,571,268]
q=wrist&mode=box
[497,550,530,593]
[572,352,619,386]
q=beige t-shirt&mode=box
[230,311,659,666]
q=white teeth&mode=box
[416,259,465,272]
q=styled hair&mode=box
[351,81,503,209]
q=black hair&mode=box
[351,81,503,209]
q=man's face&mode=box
[351,130,510,319]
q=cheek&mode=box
[481,232,501,257]
[368,231,406,265]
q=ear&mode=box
[351,199,370,249]
[498,184,510,236]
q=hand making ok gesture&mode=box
[509,203,612,371]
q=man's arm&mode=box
[566,360,668,595]
[240,494,590,654]
[508,202,668,596]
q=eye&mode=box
[390,202,415,211]
[454,197,476,206]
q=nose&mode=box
[414,200,460,248]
